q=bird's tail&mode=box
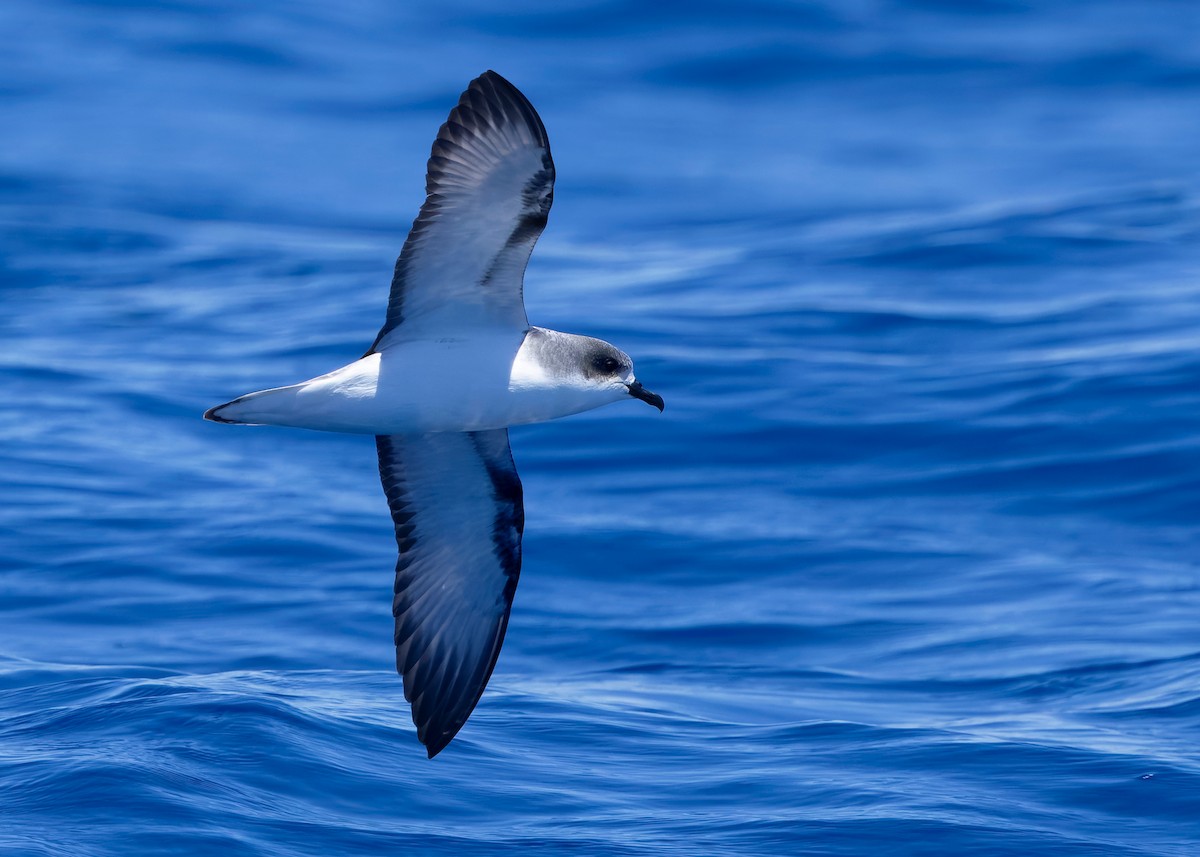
[203,384,303,426]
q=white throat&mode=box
[505,327,629,425]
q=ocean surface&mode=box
[3,1,1200,854]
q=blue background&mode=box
[3,1,1199,854]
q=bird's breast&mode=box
[280,329,609,434]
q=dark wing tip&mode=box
[424,729,456,759]
[463,70,551,151]
[420,70,552,201]
[399,614,512,759]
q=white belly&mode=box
[215,329,618,434]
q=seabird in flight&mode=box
[205,71,663,757]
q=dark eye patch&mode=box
[590,354,620,375]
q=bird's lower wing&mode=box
[376,429,524,757]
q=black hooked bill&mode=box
[628,381,664,412]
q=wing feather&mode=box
[367,71,554,352]
[376,430,524,757]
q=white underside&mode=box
[213,328,630,434]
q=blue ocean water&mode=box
[3,0,1200,853]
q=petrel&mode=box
[205,71,663,757]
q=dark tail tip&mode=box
[203,402,241,424]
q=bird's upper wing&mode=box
[376,429,524,758]
[367,70,555,352]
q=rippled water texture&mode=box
[3,1,1199,855]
